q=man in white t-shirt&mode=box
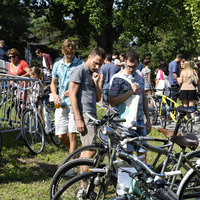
[112,52,120,65]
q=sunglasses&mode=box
[9,55,16,59]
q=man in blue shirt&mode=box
[99,54,120,112]
[50,39,82,154]
[169,53,184,106]
[0,40,8,61]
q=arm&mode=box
[93,72,101,102]
[116,63,124,68]
[99,74,104,91]
[109,83,138,106]
[50,64,53,71]
[142,88,151,134]
[23,67,30,77]
[148,73,152,89]
[69,81,85,134]
[173,72,178,81]
[50,77,59,105]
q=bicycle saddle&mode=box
[169,106,197,114]
[170,135,199,149]
[156,127,181,138]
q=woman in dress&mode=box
[7,48,30,77]
[179,61,199,118]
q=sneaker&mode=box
[64,168,77,178]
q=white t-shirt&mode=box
[42,57,50,77]
[156,70,171,88]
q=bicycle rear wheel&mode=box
[21,109,45,154]
[147,96,158,124]
[47,104,60,146]
[52,171,117,200]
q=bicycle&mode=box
[51,122,186,200]
[156,88,193,133]
[50,105,200,199]
[21,80,60,154]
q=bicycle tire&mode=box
[47,104,61,146]
[52,170,117,200]
[21,109,45,154]
[147,96,158,124]
[159,102,166,128]
[50,158,106,199]
[58,143,106,169]
[186,118,195,134]
[177,168,200,199]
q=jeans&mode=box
[171,85,179,108]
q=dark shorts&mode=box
[179,90,197,100]
[102,89,109,104]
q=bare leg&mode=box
[58,133,70,149]
[137,152,147,164]
[189,100,196,118]
[68,132,78,154]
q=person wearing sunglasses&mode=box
[7,48,30,77]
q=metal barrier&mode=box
[0,73,40,133]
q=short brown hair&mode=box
[62,39,78,54]
[90,47,106,59]
[125,50,139,63]
[7,48,21,57]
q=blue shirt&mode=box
[52,56,83,106]
[0,46,8,61]
[137,62,144,71]
[100,62,120,89]
[169,60,180,86]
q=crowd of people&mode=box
[1,38,200,171]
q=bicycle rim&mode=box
[178,169,200,199]
[21,109,45,154]
[52,171,117,200]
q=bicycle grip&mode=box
[164,170,181,177]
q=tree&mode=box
[0,1,31,55]
[30,0,192,54]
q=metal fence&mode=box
[0,73,40,133]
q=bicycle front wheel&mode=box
[21,109,45,154]
[52,171,117,200]
[147,96,158,124]
[47,104,61,146]
[50,158,106,199]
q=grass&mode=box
[0,105,197,199]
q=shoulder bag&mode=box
[155,70,165,96]
[114,74,140,129]
[192,70,198,87]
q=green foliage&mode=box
[30,59,41,67]
[0,1,31,54]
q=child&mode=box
[29,67,45,124]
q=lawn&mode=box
[0,105,191,200]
